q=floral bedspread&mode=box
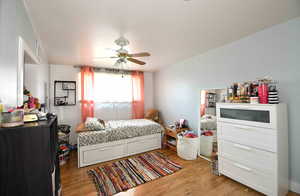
[78,119,164,147]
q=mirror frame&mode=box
[17,36,40,106]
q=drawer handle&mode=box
[233,144,252,151]
[232,124,253,131]
[234,163,252,172]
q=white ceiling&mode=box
[25,0,300,71]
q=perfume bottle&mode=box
[228,86,234,102]
[258,82,269,104]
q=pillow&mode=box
[85,117,105,131]
[145,109,159,121]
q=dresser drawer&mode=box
[219,140,276,174]
[217,103,276,129]
[82,143,126,164]
[218,122,276,152]
[219,157,275,195]
[127,134,161,155]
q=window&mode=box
[94,72,133,102]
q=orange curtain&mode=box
[81,66,94,122]
[132,71,145,119]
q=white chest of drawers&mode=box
[216,103,289,196]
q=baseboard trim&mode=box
[290,180,300,194]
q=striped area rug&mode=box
[87,152,182,196]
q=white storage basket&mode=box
[177,135,199,160]
[200,135,213,157]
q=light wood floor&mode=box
[61,149,299,196]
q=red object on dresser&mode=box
[258,83,268,104]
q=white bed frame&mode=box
[78,133,162,168]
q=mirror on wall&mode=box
[24,54,48,109]
[17,37,41,107]
[199,89,227,161]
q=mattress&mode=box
[78,119,164,147]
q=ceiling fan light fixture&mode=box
[115,36,130,47]
[114,58,127,67]
[114,61,120,67]
[116,48,128,54]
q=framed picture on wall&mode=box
[54,81,76,106]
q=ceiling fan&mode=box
[94,36,151,66]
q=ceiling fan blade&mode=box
[128,52,151,58]
[105,48,118,52]
[93,56,119,60]
[127,58,146,65]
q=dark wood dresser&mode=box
[0,115,61,196]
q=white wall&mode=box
[154,17,300,191]
[0,0,18,106]
[144,72,154,111]
[0,0,48,107]
[50,64,155,144]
